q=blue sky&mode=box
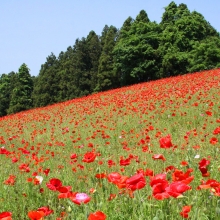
[1,0,219,76]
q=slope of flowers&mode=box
[0,69,220,219]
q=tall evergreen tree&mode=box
[158,2,219,77]
[113,11,161,86]
[8,64,33,114]
[72,37,91,97]
[32,53,60,107]
[96,25,119,91]
[0,73,11,116]
[100,25,110,48]
[86,31,102,92]
[56,47,79,101]
[116,16,133,42]
[134,10,150,23]
[161,1,178,27]
[188,36,220,72]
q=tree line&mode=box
[1,1,220,116]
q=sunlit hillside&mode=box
[0,69,220,219]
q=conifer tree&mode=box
[32,53,59,107]
[86,31,102,92]
[8,64,33,114]
[113,11,161,85]
[0,73,11,116]
[158,2,219,77]
[96,25,119,91]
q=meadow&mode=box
[0,69,220,219]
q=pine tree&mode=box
[0,73,11,116]
[134,10,150,23]
[32,53,59,107]
[113,11,161,85]
[86,31,102,92]
[72,37,91,97]
[158,2,219,77]
[8,64,33,114]
[161,1,178,27]
[188,36,220,72]
[96,25,119,91]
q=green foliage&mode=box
[116,16,133,42]
[86,31,102,92]
[161,1,178,27]
[0,73,11,116]
[32,53,60,107]
[56,47,79,101]
[113,11,161,85]
[188,36,220,72]
[159,2,219,77]
[135,9,150,23]
[96,26,119,92]
[7,64,33,114]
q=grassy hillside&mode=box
[0,69,220,219]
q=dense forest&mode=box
[1,1,220,116]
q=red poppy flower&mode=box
[119,158,130,166]
[172,168,194,184]
[152,154,166,161]
[19,163,30,172]
[107,160,116,167]
[88,211,107,220]
[210,137,218,145]
[199,158,210,177]
[89,188,96,194]
[159,135,173,148]
[43,168,50,176]
[107,172,121,185]
[70,193,91,205]
[152,181,170,200]
[70,153,77,159]
[37,206,54,216]
[95,173,106,179]
[46,178,62,191]
[165,165,176,172]
[197,179,220,190]
[88,142,94,148]
[205,111,212,116]
[181,161,188,166]
[213,127,220,135]
[214,186,220,196]
[11,157,18,163]
[108,193,117,201]
[0,148,10,155]
[28,211,45,220]
[82,151,96,163]
[0,212,12,220]
[145,169,154,177]
[180,206,191,218]
[150,174,170,200]
[116,175,129,189]
[150,174,166,186]
[57,186,75,199]
[4,175,16,185]
[165,181,191,198]
[126,173,146,191]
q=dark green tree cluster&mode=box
[159,2,220,76]
[0,64,33,116]
[32,30,102,107]
[1,1,220,116]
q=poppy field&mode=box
[0,69,220,219]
